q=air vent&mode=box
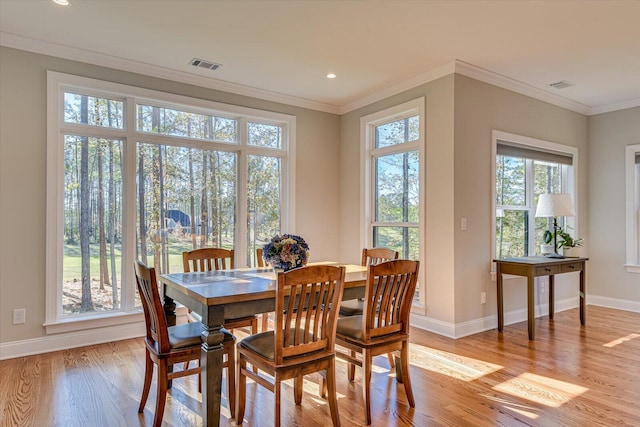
[189,58,222,71]
[549,80,573,89]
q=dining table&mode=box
[158,263,368,427]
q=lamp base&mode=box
[545,253,565,259]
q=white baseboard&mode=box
[409,295,638,339]
[587,294,640,313]
[0,308,190,360]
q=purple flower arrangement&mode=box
[262,234,309,271]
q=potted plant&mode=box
[543,228,583,257]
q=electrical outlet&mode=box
[461,217,468,231]
[13,308,26,324]
[481,291,486,304]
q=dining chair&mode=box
[255,247,271,331]
[182,247,259,335]
[332,259,419,425]
[236,265,346,427]
[338,247,399,316]
[338,247,399,368]
[134,260,237,426]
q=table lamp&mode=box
[535,193,575,258]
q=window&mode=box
[492,131,578,260]
[361,98,425,309]
[46,72,295,332]
[625,144,640,273]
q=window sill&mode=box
[625,264,640,274]
[44,310,145,335]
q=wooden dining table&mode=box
[158,263,367,427]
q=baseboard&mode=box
[0,307,190,360]
[587,295,640,313]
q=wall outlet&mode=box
[13,308,26,324]
[481,291,486,304]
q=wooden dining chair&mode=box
[134,260,236,427]
[338,247,399,316]
[182,247,259,335]
[332,259,419,425]
[255,247,271,331]
[236,265,345,427]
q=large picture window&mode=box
[492,131,578,261]
[47,72,295,331]
[361,98,425,308]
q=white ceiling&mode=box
[1,0,639,115]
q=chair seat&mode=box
[338,299,364,316]
[336,315,406,344]
[238,329,319,361]
[168,322,234,349]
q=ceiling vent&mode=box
[189,58,222,71]
[548,80,573,89]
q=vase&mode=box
[273,267,285,274]
[562,247,580,257]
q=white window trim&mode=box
[360,97,426,313]
[625,143,640,273]
[46,71,296,333]
[491,130,579,271]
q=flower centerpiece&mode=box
[262,234,310,271]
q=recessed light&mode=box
[53,0,70,5]
[326,73,337,79]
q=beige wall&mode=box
[588,107,640,303]
[340,75,456,324]
[0,47,341,344]
[453,75,589,325]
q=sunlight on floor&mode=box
[408,343,503,381]
[603,333,640,348]
[492,372,588,408]
[482,395,540,419]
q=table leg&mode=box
[201,309,225,427]
[548,274,555,319]
[527,274,535,340]
[580,268,586,325]
[497,266,504,332]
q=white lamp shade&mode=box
[535,193,576,217]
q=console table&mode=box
[494,256,588,340]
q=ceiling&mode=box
[2,0,639,115]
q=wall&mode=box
[588,107,640,308]
[453,75,589,330]
[340,75,457,327]
[0,47,341,347]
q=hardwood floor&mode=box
[1,306,639,426]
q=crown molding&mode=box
[0,32,341,114]
[589,97,640,115]
[452,59,592,115]
[338,61,456,114]
[3,32,638,117]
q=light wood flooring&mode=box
[1,306,639,426]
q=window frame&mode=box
[491,130,579,266]
[46,71,296,333]
[625,143,640,273]
[360,97,426,312]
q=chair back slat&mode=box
[275,265,345,364]
[362,260,419,341]
[361,247,399,266]
[183,248,235,272]
[134,261,171,353]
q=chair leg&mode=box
[387,353,395,369]
[326,359,341,427]
[138,350,153,413]
[362,349,372,425]
[400,341,415,407]
[226,343,236,419]
[347,350,356,382]
[294,375,303,405]
[274,377,282,427]
[153,361,169,427]
[236,357,247,425]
